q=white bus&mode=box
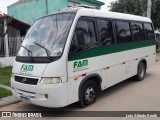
[11,7,156,108]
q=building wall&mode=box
[8,0,46,25]
[8,0,68,25]
[69,0,102,9]
[47,0,68,14]
[0,57,15,67]
[8,0,103,25]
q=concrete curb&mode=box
[0,84,11,91]
[0,95,20,107]
[0,84,20,107]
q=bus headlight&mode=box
[40,78,61,84]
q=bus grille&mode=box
[15,76,39,85]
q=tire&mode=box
[135,62,146,81]
[79,80,98,108]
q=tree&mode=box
[110,0,145,15]
[151,0,160,30]
[109,0,160,30]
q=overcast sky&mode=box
[0,0,116,14]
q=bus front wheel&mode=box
[79,80,98,108]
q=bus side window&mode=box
[131,22,145,41]
[144,23,154,40]
[115,21,132,44]
[97,19,114,46]
[69,19,97,56]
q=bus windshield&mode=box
[17,13,75,58]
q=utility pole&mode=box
[147,0,152,18]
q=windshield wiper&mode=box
[21,46,33,60]
[33,42,51,59]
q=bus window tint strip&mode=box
[115,21,132,43]
[131,22,145,41]
[69,19,98,56]
[144,23,154,40]
[97,19,114,46]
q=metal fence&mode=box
[0,37,23,57]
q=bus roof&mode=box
[40,8,151,23]
[76,8,152,23]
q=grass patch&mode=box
[0,87,12,99]
[0,66,12,86]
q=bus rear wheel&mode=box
[135,62,146,81]
[79,80,98,108]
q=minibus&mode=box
[11,7,156,108]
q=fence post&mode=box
[4,18,9,57]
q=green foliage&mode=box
[110,0,160,29]
[110,0,146,15]
[0,66,12,86]
[0,87,12,98]
[151,0,160,30]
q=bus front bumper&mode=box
[11,80,69,108]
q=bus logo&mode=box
[73,60,88,72]
[21,64,34,72]
[22,78,27,83]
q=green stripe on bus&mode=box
[68,40,156,61]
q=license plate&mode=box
[20,96,31,104]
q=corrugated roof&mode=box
[0,14,5,18]
[0,14,30,30]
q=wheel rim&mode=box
[138,63,145,78]
[84,86,95,104]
